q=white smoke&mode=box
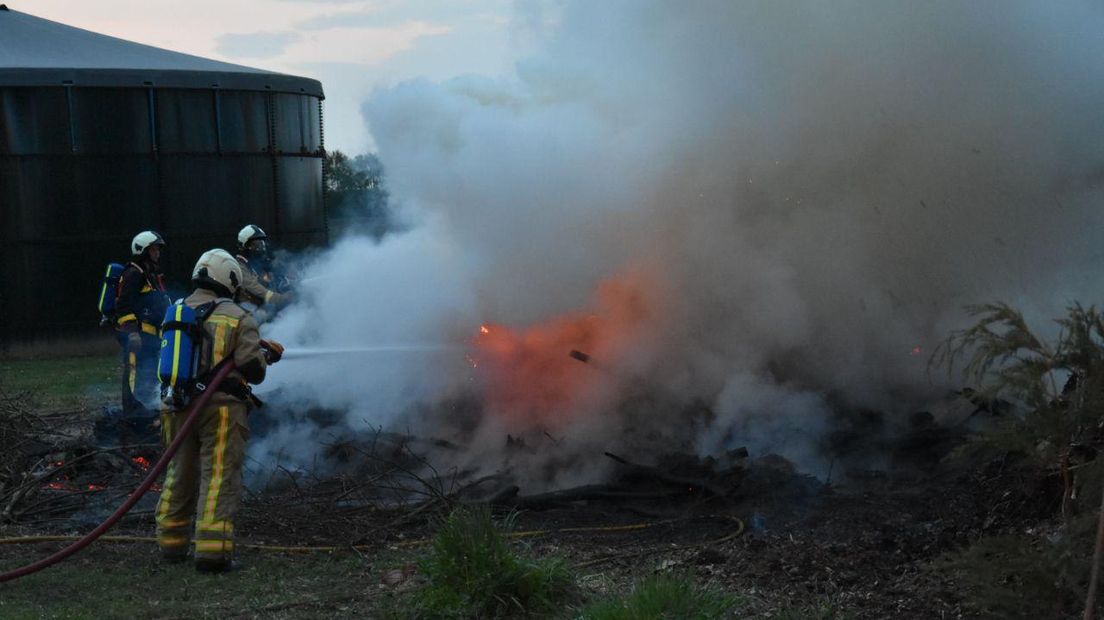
[259,220,476,396]
[256,0,1104,482]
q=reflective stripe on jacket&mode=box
[183,288,267,409]
[116,262,169,332]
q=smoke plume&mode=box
[258,1,1104,483]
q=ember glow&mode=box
[132,456,151,471]
[472,269,663,430]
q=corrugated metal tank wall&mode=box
[0,85,327,342]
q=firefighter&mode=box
[155,249,284,572]
[234,224,293,309]
[115,231,170,421]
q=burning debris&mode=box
[469,268,664,431]
[0,389,161,526]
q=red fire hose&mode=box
[0,362,236,583]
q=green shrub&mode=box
[580,574,738,620]
[938,530,1091,619]
[934,302,1104,618]
[935,302,1104,461]
[413,504,574,618]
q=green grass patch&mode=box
[0,354,117,409]
[413,505,574,618]
[580,574,738,620]
[0,544,395,618]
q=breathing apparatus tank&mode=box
[158,300,221,408]
[96,263,125,324]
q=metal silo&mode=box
[0,5,326,343]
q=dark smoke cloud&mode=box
[262,1,1104,480]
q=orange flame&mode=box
[473,269,662,429]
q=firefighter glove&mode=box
[262,339,284,364]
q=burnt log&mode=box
[604,452,731,498]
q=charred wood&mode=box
[604,452,732,498]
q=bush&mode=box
[938,528,1092,619]
[934,302,1104,461]
[935,302,1104,617]
[413,505,574,618]
[580,574,738,620]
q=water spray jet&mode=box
[279,344,463,361]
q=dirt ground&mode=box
[0,451,1055,619]
[0,355,1061,618]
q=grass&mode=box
[412,505,574,618]
[0,509,870,619]
[580,574,738,620]
[0,543,399,619]
[0,538,754,620]
[0,354,117,410]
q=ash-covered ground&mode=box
[0,381,1061,618]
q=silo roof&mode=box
[0,5,323,97]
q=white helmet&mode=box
[191,249,243,296]
[131,230,165,256]
[237,224,268,249]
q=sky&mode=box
[21,0,520,153]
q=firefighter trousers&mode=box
[118,330,160,419]
[155,401,248,564]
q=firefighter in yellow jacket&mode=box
[235,225,293,309]
[155,249,283,572]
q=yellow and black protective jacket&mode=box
[234,255,290,307]
[115,261,169,336]
[184,288,267,409]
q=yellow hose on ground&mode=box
[575,516,745,569]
